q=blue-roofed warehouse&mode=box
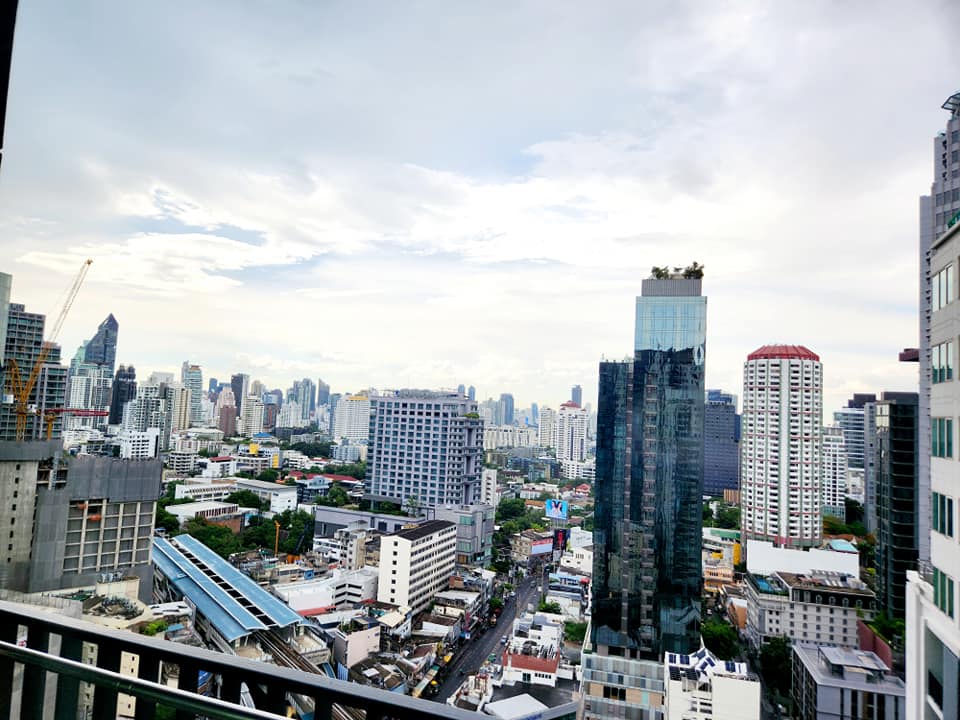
[153,534,304,653]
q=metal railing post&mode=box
[90,639,121,720]
[20,624,49,720]
[53,632,83,720]
[0,618,18,720]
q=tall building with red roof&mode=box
[741,344,823,550]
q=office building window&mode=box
[933,566,956,618]
[932,417,954,458]
[933,340,955,383]
[933,492,954,537]
[933,264,955,311]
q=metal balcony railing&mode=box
[0,599,577,720]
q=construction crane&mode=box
[4,259,93,441]
[40,408,110,440]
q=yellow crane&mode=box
[274,519,282,557]
[4,259,93,441]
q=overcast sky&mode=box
[3,1,959,414]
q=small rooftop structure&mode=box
[483,695,548,720]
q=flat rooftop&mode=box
[234,478,296,491]
[794,645,905,696]
[392,519,454,541]
[777,571,874,597]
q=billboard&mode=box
[553,528,569,553]
[544,499,569,520]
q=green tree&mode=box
[257,468,280,483]
[225,490,265,509]
[496,498,527,522]
[564,621,587,644]
[155,507,181,535]
[140,620,168,636]
[538,601,562,614]
[182,518,242,559]
[759,636,792,697]
[279,509,315,554]
[317,485,350,507]
[290,441,332,458]
[714,505,740,530]
[701,619,740,660]
[489,597,504,612]
[323,462,367,480]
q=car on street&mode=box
[500,635,508,645]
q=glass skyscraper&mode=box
[593,276,706,656]
[583,275,706,720]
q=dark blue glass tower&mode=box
[592,276,706,659]
[82,314,118,372]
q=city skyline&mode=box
[3,3,958,413]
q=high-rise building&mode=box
[868,392,919,620]
[167,384,191,434]
[215,387,237,436]
[571,384,582,406]
[583,273,706,720]
[66,343,112,422]
[833,394,876,470]
[180,362,203,425]
[376,520,456,614]
[208,378,218,393]
[239,396,264,437]
[907,90,960,720]
[333,394,371,442]
[288,378,315,423]
[703,389,740,496]
[467,385,476,401]
[457,384,465,396]
[317,378,330,406]
[367,390,483,507]
[81,314,118,372]
[0,298,68,441]
[821,425,848,520]
[538,406,556,448]
[230,373,249,417]
[108,365,136,425]
[741,345,823,550]
[554,401,587,463]
[499,393,514,426]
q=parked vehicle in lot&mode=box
[500,635,508,645]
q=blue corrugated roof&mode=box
[153,535,302,643]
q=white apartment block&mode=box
[233,478,297,514]
[174,482,236,503]
[821,425,848,519]
[538,407,556,448]
[166,450,198,476]
[664,649,760,720]
[744,570,877,651]
[333,394,371,442]
[907,121,960,720]
[480,468,498,507]
[119,429,160,459]
[555,401,587,464]
[741,345,823,550]
[238,396,264,437]
[377,520,456,615]
[168,384,192,433]
[367,390,483,507]
[277,399,302,429]
[482,425,537,450]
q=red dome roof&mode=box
[747,344,820,361]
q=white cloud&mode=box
[2,0,956,411]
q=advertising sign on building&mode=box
[544,499,568,520]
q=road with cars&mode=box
[434,575,539,703]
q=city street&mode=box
[434,575,539,703]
